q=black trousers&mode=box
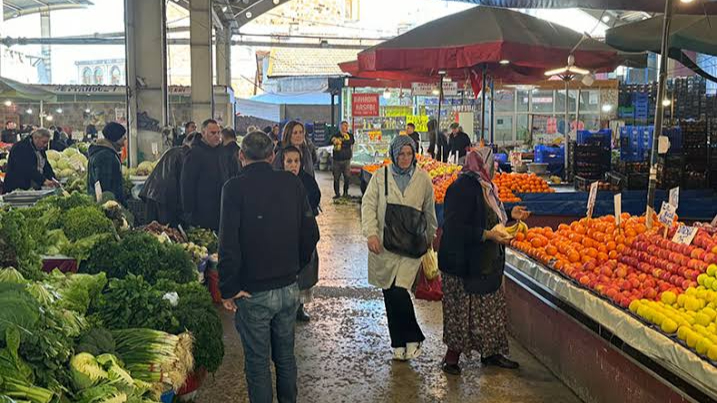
[382,283,425,348]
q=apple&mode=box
[677,266,687,277]
[661,272,672,281]
[712,245,717,254]
[682,279,692,290]
[658,282,671,292]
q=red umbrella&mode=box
[357,6,629,74]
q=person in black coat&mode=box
[447,122,472,162]
[1,121,18,144]
[406,123,422,154]
[221,127,241,178]
[438,148,529,376]
[3,128,59,193]
[427,119,448,162]
[180,119,230,231]
[139,133,195,227]
[280,145,321,322]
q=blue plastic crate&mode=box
[534,144,565,164]
[495,153,508,164]
[577,129,612,147]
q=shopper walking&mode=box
[427,119,448,162]
[84,124,99,143]
[180,119,227,231]
[281,145,321,321]
[219,131,320,403]
[139,133,195,227]
[274,121,317,177]
[1,121,18,144]
[405,123,422,154]
[438,149,530,375]
[222,127,241,177]
[175,121,196,146]
[330,120,355,199]
[448,123,472,163]
[3,128,59,194]
[87,122,126,204]
[361,135,437,361]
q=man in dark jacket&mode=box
[219,131,319,403]
[180,119,227,231]
[448,122,472,162]
[427,119,448,162]
[87,122,126,204]
[1,121,18,144]
[139,133,195,227]
[3,128,59,193]
[221,127,241,177]
[330,120,355,199]
[406,123,422,154]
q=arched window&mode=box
[82,68,92,84]
[94,67,104,85]
[110,66,122,85]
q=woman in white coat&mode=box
[361,135,438,361]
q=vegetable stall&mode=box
[0,190,224,403]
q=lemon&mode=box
[677,325,691,340]
[685,297,702,312]
[637,306,650,320]
[677,294,688,307]
[686,288,698,296]
[661,318,678,334]
[660,291,677,305]
[694,325,710,336]
[708,345,717,361]
[695,313,712,327]
[629,300,642,313]
[652,313,665,326]
[698,274,709,286]
[703,307,717,321]
[686,332,702,348]
[712,281,717,291]
[708,264,717,276]
[696,338,713,355]
[706,277,716,289]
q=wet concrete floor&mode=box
[196,172,582,403]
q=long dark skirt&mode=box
[442,273,509,357]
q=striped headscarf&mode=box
[462,148,507,225]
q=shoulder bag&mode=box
[382,167,428,258]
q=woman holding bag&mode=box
[362,135,438,362]
[438,148,530,375]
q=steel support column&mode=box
[215,23,233,127]
[190,0,214,122]
[124,0,168,166]
[40,11,51,84]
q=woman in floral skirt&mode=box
[437,148,530,375]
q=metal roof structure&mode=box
[266,48,360,77]
[4,0,92,20]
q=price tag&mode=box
[711,213,717,227]
[614,193,622,226]
[658,201,677,226]
[587,181,599,218]
[509,151,522,167]
[672,225,698,245]
[669,187,679,208]
[94,181,103,203]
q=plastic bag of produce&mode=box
[421,248,439,280]
[415,270,442,301]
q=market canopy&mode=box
[606,15,717,57]
[352,6,644,86]
[0,77,57,102]
[448,0,717,14]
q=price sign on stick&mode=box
[669,187,680,208]
[711,213,717,227]
[672,225,698,245]
[614,193,622,226]
[587,181,599,218]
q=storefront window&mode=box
[531,90,554,113]
[517,115,529,143]
[517,90,529,112]
[495,116,513,144]
[94,67,104,85]
[494,90,515,112]
[82,68,92,84]
[555,89,577,115]
[579,113,601,131]
[579,90,600,112]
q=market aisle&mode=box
[196,172,582,403]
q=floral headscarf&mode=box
[462,148,507,224]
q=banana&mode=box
[506,220,529,236]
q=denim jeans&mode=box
[235,282,300,403]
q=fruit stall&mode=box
[0,190,224,402]
[504,214,717,403]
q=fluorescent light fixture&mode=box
[431,89,440,96]
[3,100,11,106]
[85,108,91,113]
[544,65,590,76]
[26,108,33,114]
[662,99,672,107]
[602,15,610,23]
[56,108,63,114]
[601,104,613,113]
[46,115,53,121]
[680,0,695,3]
[438,70,446,75]
[499,60,510,65]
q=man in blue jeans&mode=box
[218,131,320,403]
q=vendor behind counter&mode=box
[3,128,59,194]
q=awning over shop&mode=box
[0,77,57,101]
[250,92,332,105]
[449,0,717,14]
[236,98,280,122]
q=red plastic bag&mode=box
[205,269,222,304]
[415,270,443,301]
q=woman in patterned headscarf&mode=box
[361,135,438,362]
[438,148,530,375]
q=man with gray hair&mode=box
[218,130,319,403]
[3,128,58,193]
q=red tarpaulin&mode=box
[451,0,717,15]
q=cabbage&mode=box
[59,169,75,178]
[63,148,79,157]
[56,159,71,170]
[46,150,61,161]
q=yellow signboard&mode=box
[383,106,412,117]
[406,115,429,132]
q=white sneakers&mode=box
[393,343,422,361]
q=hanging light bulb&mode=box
[4,100,11,107]
[383,89,391,99]
[26,108,33,114]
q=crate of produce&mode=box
[574,176,612,192]
[657,154,684,190]
[577,129,612,147]
[534,144,565,165]
[615,160,649,174]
